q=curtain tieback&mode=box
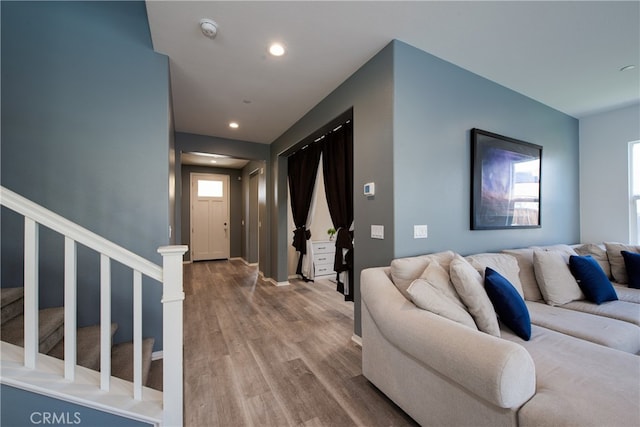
[292,226,311,253]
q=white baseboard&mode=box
[152,351,163,361]
[351,334,362,347]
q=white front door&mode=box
[190,173,230,261]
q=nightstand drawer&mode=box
[312,242,335,254]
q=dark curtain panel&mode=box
[288,142,322,279]
[322,121,354,300]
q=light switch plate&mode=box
[371,225,384,239]
[414,225,428,239]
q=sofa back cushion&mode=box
[605,242,640,284]
[533,250,584,306]
[390,250,455,300]
[502,248,543,302]
[465,253,525,299]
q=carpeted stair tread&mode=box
[0,307,64,354]
[111,338,154,385]
[1,287,24,324]
[48,323,118,371]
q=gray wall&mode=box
[270,42,395,328]
[242,160,267,267]
[270,40,580,336]
[174,132,270,267]
[579,103,640,243]
[1,385,151,427]
[393,41,580,257]
[1,2,171,349]
[180,165,243,260]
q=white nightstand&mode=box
[311,241,336,278]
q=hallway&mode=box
[181,259,416,426]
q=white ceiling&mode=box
[146,1,640,145]
[181,152,250,168]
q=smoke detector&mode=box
[200,19,218,39]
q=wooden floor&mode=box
[182,259,418,427]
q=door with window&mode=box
[190,173,230,261]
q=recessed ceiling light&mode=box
[229,122,239,129]
[269,43,286,57]
[620,65,636,72]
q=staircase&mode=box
[1,287,157,386]
[0,186,187,426]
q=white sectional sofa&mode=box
[360,244,640,427]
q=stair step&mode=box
[111,338,154,385]
[0,307,64,354]
[1,287,24,324]
[48,323,118,371]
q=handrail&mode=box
[0,186,162,281]
[1,185,187,426]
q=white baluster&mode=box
[133,270,142,400]
[23,218,39,369]
[100,254,111,391]
[158,245,188,427]
[64,237,77,381]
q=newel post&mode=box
[158,245,188,427]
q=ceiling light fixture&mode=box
[620,65,636,72]
[269,42,286,57]
[199,19,218,39]
[229,122,239,129]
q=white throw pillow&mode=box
[390,251,456,300]
[407,262,478,330]
[465,253,525,299]
[449,256,500,337]
[533,250,584,306]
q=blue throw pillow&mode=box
[569,255,618,304]
[621,251,640,289]
[484,267,531,341]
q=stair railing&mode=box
[0,186,187,426]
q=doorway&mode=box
[248,169,260,265]
[190,173,230,261]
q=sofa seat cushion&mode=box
[614,284,640,303]
[560,300,640,326]
[500,325,640,427]
[526,301,640,354]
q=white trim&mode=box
[152,351,163,361]
[351,334,362,347]
[1,342,162,426]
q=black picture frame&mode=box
[471,129,542,230]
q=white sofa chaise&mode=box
[360,246,640,427]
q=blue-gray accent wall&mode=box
[1,1,172,349]
[270,40,579,336]
[393,41,580,257]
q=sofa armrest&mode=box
[361,267,536,409]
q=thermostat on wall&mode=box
[364,182,375,196]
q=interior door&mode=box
[190,173,230,261]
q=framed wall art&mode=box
[471,129,542,230]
